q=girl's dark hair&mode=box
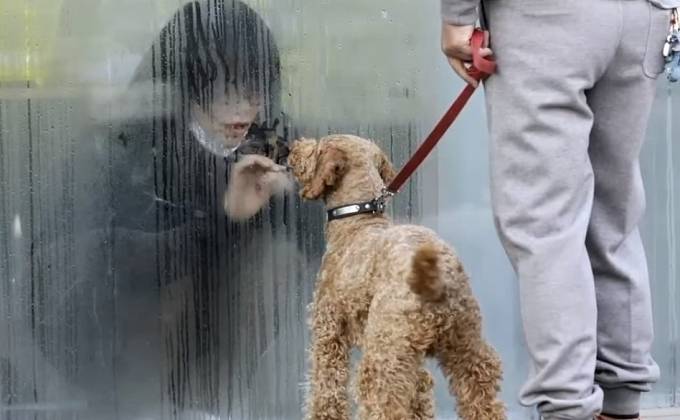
[134,0,281,120]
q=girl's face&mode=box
[191,91,261,157]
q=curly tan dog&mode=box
[288,135,506,420]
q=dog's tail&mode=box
[409,243,445,302]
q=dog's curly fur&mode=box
[288,135,506,420]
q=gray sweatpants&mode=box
[483,0,670,418]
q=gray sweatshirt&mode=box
[441,0,680,25]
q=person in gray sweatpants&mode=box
[441,0,678,419]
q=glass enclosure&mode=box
[0,1,677,419]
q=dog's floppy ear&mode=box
[302,143,348,200]
[377,150,397,185]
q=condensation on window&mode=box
[0,1,678,419]
[0,1,428,419]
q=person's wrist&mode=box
[440,3,478,27]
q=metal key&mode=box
[664,33,678,57]
[667,54,680,82]
[664,8,680,81]
[664,9,677,56]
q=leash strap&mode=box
[385,29,496,195]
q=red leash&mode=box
[385,29,496,195]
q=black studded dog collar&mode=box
[326,197,386,222]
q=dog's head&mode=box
[287,135,396,206]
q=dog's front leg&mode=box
[305,297,350,420]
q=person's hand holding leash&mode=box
[441,23,493,87]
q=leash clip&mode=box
[379,187,395,203]
[372,188,393,214]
